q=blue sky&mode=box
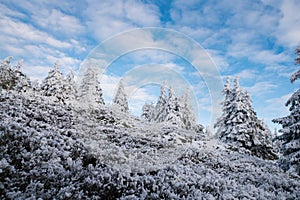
[0,0,299,131]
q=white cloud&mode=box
[234,69,259,80]
[32,8,85,37]
[99,73,121,103]
[0,3,27,19]
[265,65,297,78]
[85,0,160,41]
[265,93,291,115]
[275,0,300,47]
[22,65,51,82]
[227,42,290,65]
[0,16,72,49]
[261,92,291,130]
[245,81,277,97]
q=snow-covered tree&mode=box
[0,57,31,92]
[40,62,65,102]
[77,66,105,106]
[165,87,184,127]
[141,102,155,122]
[214,77,233,135]
[295,45,300,65]
[63,69,77,101]
[180,90,196,130]
[13,60,31,93]
[154,83,168,122]
[272,63,300,174]
[215,77,276,159]
[113,79,129,112]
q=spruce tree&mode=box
[180,91,196,130]
[63,69,76,101]
[216,77,276,159]
[214,77,233,136]
[113,79,129,112]
[272,47,300,174]
[154,83,168,122]
[40,62,65,102]
[0,57,31,92]
[165,87,184,127]
[13,60,31,93]
[77,67,105,106]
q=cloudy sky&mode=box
[0,0,299,131]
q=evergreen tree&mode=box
[0,57,31,92]
[180,90,196,130]
[165,87,184,127]
[214,77,233,135]
[40,62,65,102]
[63,69,77,101]
[216,77,276,159]
[13,60,31,93]
[141,102,155,122]
[295,45,300,65]
[154,83,168,122]
[113,79,129,112]
[77,67,105,106]
[272,49,300,174]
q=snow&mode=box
[0,59,300,198]
[1,91,300,199]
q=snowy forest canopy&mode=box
[0,45,300,199]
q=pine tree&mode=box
[141,102,155,122]
[77,67,105,106]
[216,77,276,159]
[154,83,168,122]
[40,62,65,102]
[272,48,300,174]
[113,79,129,112]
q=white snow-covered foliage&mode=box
[1,58,300,198]
[142,84,197,130]
[273,67,300,175]
[77,66,105,107]
[294,45,300,66]
[113,79,129,112]
[165,87,184,127]
[0,57,31,92]
[63,69,77,101]
[215,77,276,160]
[141,102,155,121]
[1,91,300,199]
[180,90,196,130]
[40,62,66,102]
[154,83,168,122]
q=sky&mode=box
[0,0,299,132]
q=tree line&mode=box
[0,45,299,174]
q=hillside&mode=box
[1,91,300,199]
